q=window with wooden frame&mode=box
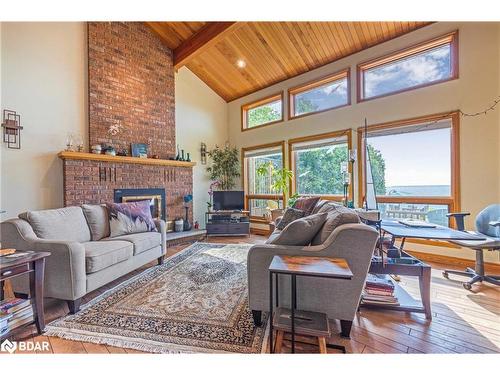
[241,92,284,131]
[357,31,458,102]
[242,142,285,221]
[288,130,353,201]
[357,112,460,232]
[289,69,350,119]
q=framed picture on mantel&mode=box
[131,143,148,158]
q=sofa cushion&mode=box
[107,201,157,238]
[311,200,329,214]
[317,201,343,214]
[271,212,327,246]
[21,206,91,242]
[82,204,110,241]
[311,205,360,245]
[276,207,305,230]
[83,240,133,273]
[104,231,161,255]
[292,196,321,216]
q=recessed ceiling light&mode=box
[236,59,246,68]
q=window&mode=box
[289,69,350,118]
[289,130,352,200]
[241,92,284,131]
[358,112,460,228]
[242,142,285,219]
[358,31,458,101]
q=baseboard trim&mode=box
[406,250,500,273]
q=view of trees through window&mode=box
[246,99,282,128]
[245,149,283,217]
[247,153,282,195]
[244,103,454,226]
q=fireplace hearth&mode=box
[114,188,166,220]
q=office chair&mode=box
[443,204,500,290]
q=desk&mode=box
[360,221,485,319]
[381,220,486,246]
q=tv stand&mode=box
[205,210,250,237]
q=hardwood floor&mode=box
[4,234,500,354]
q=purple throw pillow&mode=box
[107,200,157,238]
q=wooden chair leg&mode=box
[274,330,284,353]
[318,337,327,354]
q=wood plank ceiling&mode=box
[147,22,431,102]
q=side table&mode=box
[0,251,51,338]
[268,255,353,354]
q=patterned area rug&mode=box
[45,243,269,353]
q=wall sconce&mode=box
[1,110,23,149]
[200,142,207,165]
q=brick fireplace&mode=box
[60,22,193,223]
[61,154,194,222]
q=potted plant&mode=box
[206,144,240,191]
[256,161,294,221]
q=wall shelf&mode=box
[58,151,196,167]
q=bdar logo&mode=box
[1,339,17,354]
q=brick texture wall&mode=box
[63,159,193,222]
[61,22,193,222]
[88,22,175,159]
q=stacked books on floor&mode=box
[361,274,399,306]
[0,298,34,336]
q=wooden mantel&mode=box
[58,151,196,167]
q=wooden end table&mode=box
[268,255,353,354]
[0,251,51,338]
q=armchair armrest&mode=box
[446,212,470,231]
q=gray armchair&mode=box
[444,204,500,290]
[247,222,378,337]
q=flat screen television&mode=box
[213,191,244,211]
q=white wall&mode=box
[0,23,228,230]
[175,67,228,227]
[0,22,87,220]
[227,22,500,263]
[0,23,3,215]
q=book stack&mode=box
[0,298,34,336]
[362,274,399,306]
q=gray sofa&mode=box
[247,201,378,337]
[1,205,166,313]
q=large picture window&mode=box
[358,112,460,228]
[289,130,352,201]
[358,31,458,101]
[289,69,350,119]
[242,142,285,219]
[241,92,284,131]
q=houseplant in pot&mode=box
[256,161,294,221]
[206,143,240,190]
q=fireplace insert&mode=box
[114,188,166,220]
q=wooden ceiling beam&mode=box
[173,22,240,69]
